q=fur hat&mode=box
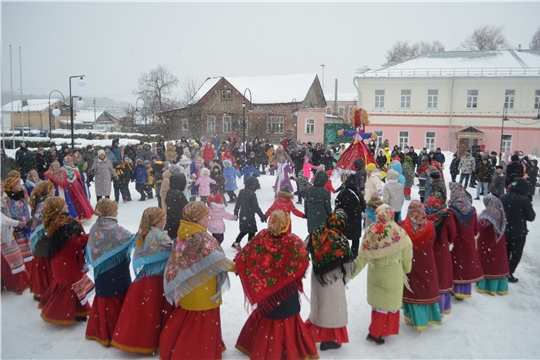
[277,184,294,199]
[200,167,210,177]
[179,155,191,165]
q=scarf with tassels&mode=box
[235,210,309,313]
[164,220,232,306]
[133,227,172,281]
[448,182,474,228]
[308,211,356,286]
[86,217,134,277]
[479,194,506,243]
[135,207,167,247]
[1,195,25,274]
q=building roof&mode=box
[2,99,64,112]
[325,93,358,102]
[191,73,319,105]
[357,50,540,78]
[75,110,102,123]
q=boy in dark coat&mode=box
[449,153,460,183]
[489,165,506,198]
[134,159,148,201]
[319,150,337,171]
[232,176,266,250]
[209,163,227,206]
[335,173,366,257]
[165,173,189,239]
[505,154,523,188]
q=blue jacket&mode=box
[223,159,241,191]
[434,152,446,165]
[134,164,148,184]
[240,165,263,184]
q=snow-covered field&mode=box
[2,151,540,359]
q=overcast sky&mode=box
[2,1,539,106]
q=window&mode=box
[221,89,231,100]
[374,90,385,108]
[223,116,231,133]
[467,90,478,108]
[398,131,409,149]
[305,118,315,134]
[267,116,284,134]
[338,107,344,116]
[502,134,512,152]
[427,89,438,108]
[239,116,248,133]
[401,90,411,108]
[373,130,383,147]
[425,131,436,149]
[181,119,189,132]
[326,107,332,115]
[534,90,540,109]
[207,116,215,133]
[349,107,353,116]
[504,90,515,109]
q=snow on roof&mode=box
[75,109,103,123]
[191,74,318,105]
[325,93,358,102]
[2,99,63,112]
[358,50,540,78]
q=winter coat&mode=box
[335,178,366,241]
[165,142,177,162]
[290,150,305,172]
[304,171,332,234]
[223,160,241,191]
[157,141,166,161]
[240,165,264,185]
[134,164,148,184]
[505,161,524,187]
[526,164,539,197]
[207,203,237,234]
[476,161,494,182]
[264,196,306,223]
[160,165,183,211]
[500,178,536,239]
[376,153,387,170]
[408,150,419,169]
[195,168,216,197]
[141,145,153,162]
[123,145,137,163]
[458,154,475,174]
[15,146,35,178]
[434,152,446,165]
[91,156,117,197]
[390,161,406,189]
[165,173,189,239]
[308,268,349,328]
[234,177,265,234]
[269,161,293,193]
[364,171,383,202]
[450,158,460,176]
[354,158,367,192]
[111,141,122,162]
[382,170,403,213]
[202,142,215,164]
[402,160,415,188]
[319,152,337,171]
[35,152,49,179]
[489,172,506,197]
[210,164,225,194]
[1,152,12,180]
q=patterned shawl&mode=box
[1,194,25,274]
[235,210,309,313]
[45,161,65,186]
[29,181,53,252]
[164,215,232,306]
[448,182,474,227]
[308,210,356,286]
[133,226,172,281]
[400,200,434,251]
[479,194,506,242]
[30,180,53,212]
[62,156,77,182]
[424,194,449,240]
[135,207,167,246]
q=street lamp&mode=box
[499,105,510,164]
[135,97,146,133]
[69,75,86,150]
[242,88,252,148]
[17,100,29,141]
[49,90,66,131]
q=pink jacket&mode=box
[195,169,216,196]
[207,203,237,234]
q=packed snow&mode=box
[2,151,540,359]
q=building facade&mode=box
[2,99,69,131]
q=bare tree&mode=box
[179,77,200,107]
[460,24,508,51]
[384,40,445,66]
[530,26,540,50]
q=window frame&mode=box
[504,89,515,109]
[181,119,189,132]
[207,116,215,133]
[534,90,540,110]
[427,89,438,108]
[374,90,385,108]
[400,89,411,108]
[267,116,284,134]
[223,115,232,133]
[373,130,383,147]
[338,107,345,116]
[502,134,512,152]
[221,89,232,100]
[398,130,409,149]
[305,118,315,134]
[326,107,332,115]
[466,90,479,108]
[425,131,436,150]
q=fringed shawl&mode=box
[44,161,66,187]
[86,217,134,277]
[448,182,474,228]
[30,201,46,252]
[133,226,172,281]
[164,221,232,306]
[1,196,25,274]
[479,194,506,242]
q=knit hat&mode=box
[250,151,255,156]
[277,184,294,199]
[94,198,118,217]
[98,149,106,157]
[144,160,151,165]
[182,201,209,223]
[208,193,225,206]
[366,163,377,172]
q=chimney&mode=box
[518,44,522,51]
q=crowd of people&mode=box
[0,126,537,359]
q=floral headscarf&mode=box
[267,209,290,236]
[42,197,78,237]
[182,201,209,223]
[424,194,449,240]
[94,198,118,218]
[136,207,166,247]
[29,180,53,212]
[448,182,474,227]
[45,161,65,185]
[400,200,434,251]
[308,210,356,286]
[62,156,77,182]
[3,172,21,192]
[479,194,506,242]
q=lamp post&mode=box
[242,88,252,148]
[135,97,146,134]
[291,98,299,143]
[22,99,31,134]
[499,105,509,164]
[69,75,86,150]
[49,90,66,131]
[127,103,134,132]
[17,101,27,141]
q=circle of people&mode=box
[1,134,536,359]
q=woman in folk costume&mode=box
[29,180,56,300]
[447,182,483,300]
[24,169,42,196]
[85,198,134,346]
[38,197,93,325]
[3,171,33,272]
[305,210,356,351]
[1,180,30,294]
[399,200,442,331]
[268,154,294,197]
[111,207,173,355]
[351,204,413,345]
[44,160,77,218]
[476,195,510,296]
[62,155,93,220]
[235,210,318,360]
[160,201,235,360]
[264,184,306,234]
[77,161,91,200]
[424,194,456,315]
[335,106,378,173]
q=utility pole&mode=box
[320,64,325,93]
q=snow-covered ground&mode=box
[2,151,540,359]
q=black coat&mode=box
[35,152,49,179]
[319,153,337,171]
[335,179,366,241]
[505,161,524,187]
[15,146,35,178]
[234,176,265,233]
[165,173,189,239]
[304,171,332,233]
[354,158,367,192]
[526,164,538,197]
[500,178,536,239]
[1,152,12,180]
[450,158,460,176]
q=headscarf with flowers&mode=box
[62,155,78,182]
[42,197,83,258]
[424,193,449,240]
[164,201,233,305]
[3,171,21,192]
[29,181,53,252]
[86,198,134,276]
[235,210,310,313]
[44,161,66,186]
[25,169,41,188]
[479,194,506,243]
[400,200,434,251]
[308,210,356,286]
[448,182,474,227]
[133,208,172,281]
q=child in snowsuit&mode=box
[223,159,241,203]
[290,170,310,204]
[195,167,216,204]
[240,164,264,185]
[264,184,306,233]
[134,159,148,201]
[144,160,154,199]
[232,176,266,250]
[207,194,237,244]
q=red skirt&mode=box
[236,309,319,360]
[1,253,30,295]
[30,256,54,299]
[368,309,400,338]
[111,276,173,355]
[304,319,349,345]
[85,293,127,346]
[39,280,91,325]
[159,306,225,360]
